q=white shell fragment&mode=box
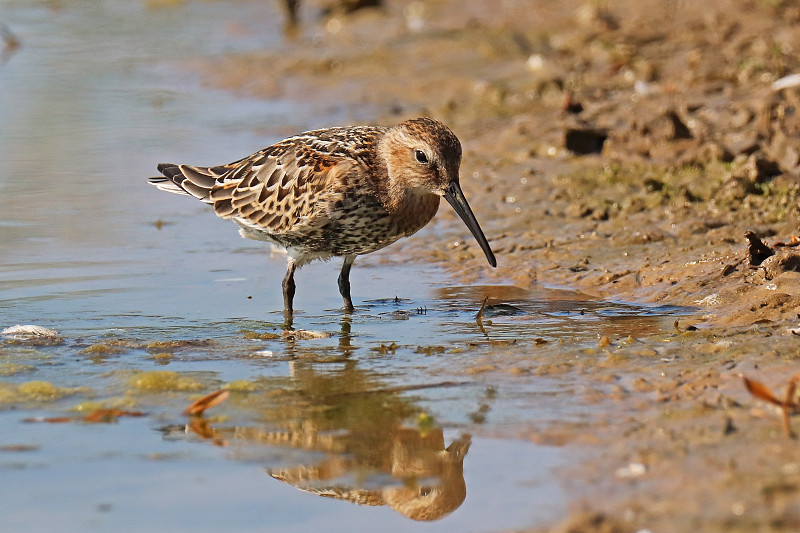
[1,325,61,339]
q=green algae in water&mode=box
[145,339,218,353]
[224,380,259,392]
[80,343,127,356]
[0,380,87,403]
[239,330,281,340]
[19,381,73,401]
[129,371,205,392]
[0,363,37,376]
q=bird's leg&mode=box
[338,255,356,312]
[282,259,297,318]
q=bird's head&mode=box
[379,117,496,267]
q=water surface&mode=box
[0,2,685,531]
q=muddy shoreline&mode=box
[191,0,800,530]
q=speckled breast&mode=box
[237,191,441,259]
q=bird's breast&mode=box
[232,190,441,260]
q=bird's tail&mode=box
[147,163,228,204]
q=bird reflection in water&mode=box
[185,405,470,521]
[268,427,470,521]
[179,333,473,521]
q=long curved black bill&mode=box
[444,181,497,267]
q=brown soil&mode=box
[189,0,800,530]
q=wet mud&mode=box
[188,0,800,530]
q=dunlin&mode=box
[149,117,496,316]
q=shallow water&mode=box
[0,2,686,531]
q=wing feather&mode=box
[201,138,364,234]
[149,125,385,235]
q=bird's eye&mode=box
[414,149,429,164]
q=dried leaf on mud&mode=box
[743,372,800,438]
[743,376,783,406]
[783,374,800,438]
[774,235,800,248]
